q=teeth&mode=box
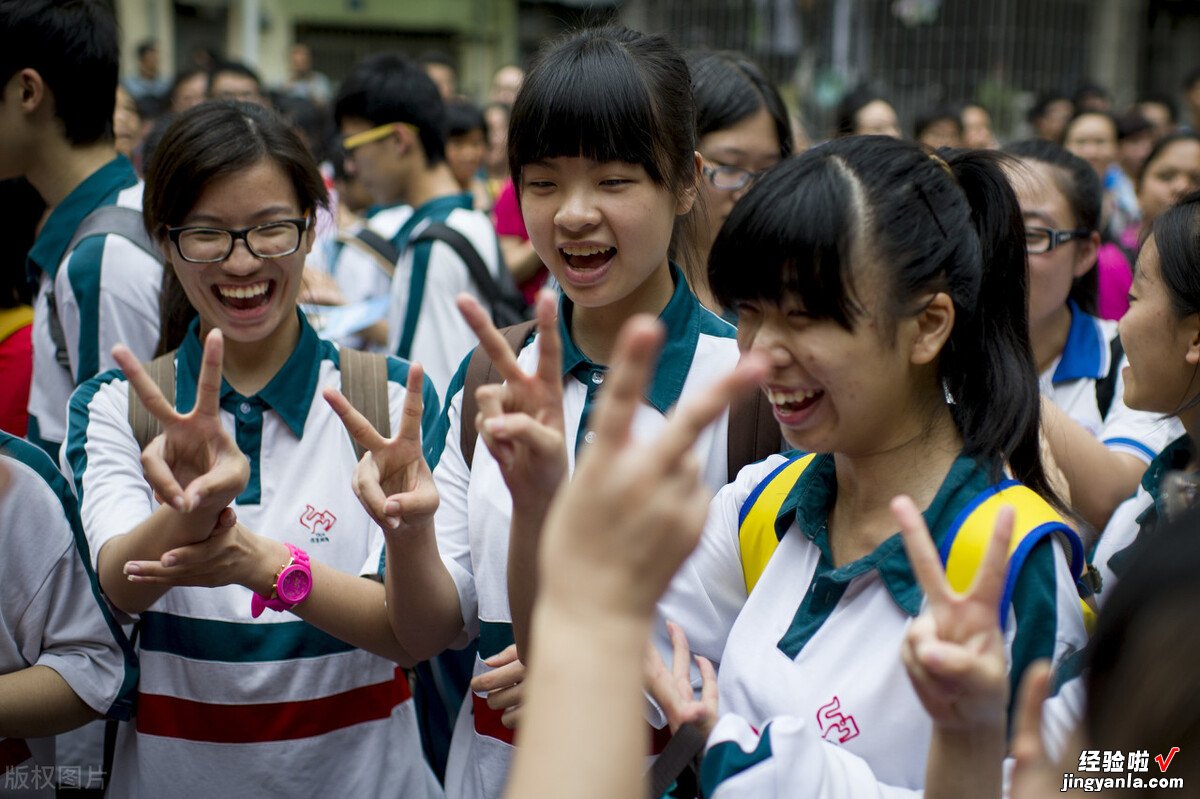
[217,281,269,299]
[766,388,821,405]
[561,245,612,256]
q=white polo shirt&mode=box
[426,269,740,799]
[62,313,442,798]
[27,156,162,461]
[1039,301,1181,463]
[657,452,1088,797]
[0,433,137,797]
[385,193,504,399]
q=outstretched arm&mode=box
[505,316,765,799]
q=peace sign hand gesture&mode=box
[324,362,437,535]
[893,495,1013,732]
[112,329,249,529]
[458,290,567,507]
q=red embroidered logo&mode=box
[816,696,860,744]
[300,505,336,544]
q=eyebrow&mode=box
[184,206,299,225]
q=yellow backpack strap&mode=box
[940,480,1088,632]
[737,453,818,594]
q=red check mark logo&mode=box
[1155,747,1180,772]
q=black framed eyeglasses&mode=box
[701,162,763,191]
[166,217,311,264]
[1025,225,1091,254]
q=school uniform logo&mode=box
[816,696,860,744]
[300,505,336,544]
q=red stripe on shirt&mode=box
[137,668,412,743]
[0,737,32,770]
[473,693,672,754]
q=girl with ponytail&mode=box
[645,136,1088,795]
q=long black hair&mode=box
[710,136,1056,500]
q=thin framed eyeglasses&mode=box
[701,162,763,191]
[341,122,420,152]
[166,217,311,264]
[1025,225,1091,254]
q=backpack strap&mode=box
[1094,335,1125,420]
[127,352,177,451]
[726,389,784,484]
[460,320,539,469]
[340,228,400,278]
[736,453,819,594]
[939,480,1089,632]
[340,348,392,462]
[409,222,527,329]
[49,205,163,377]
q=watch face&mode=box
[277,566,312,604]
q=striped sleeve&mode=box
[0,433,138,720]
[58,235,162,385]
[701,715,922,798]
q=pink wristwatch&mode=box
[251,544,312,618]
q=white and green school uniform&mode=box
[1040,301,1182,464]
[62,313,443,798]
[323,204,413,345]
[385,193,503,399]
[0,433,137,798]
[656,453,1088,797]
[27,156,162,461]
[426,268,740,799]
[1091,433,1191,606]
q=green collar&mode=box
[557,264,707,413]
[775,452,994,616]
[27,155,139,279]
[175,309,322,438]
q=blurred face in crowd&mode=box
[289,44,313,79]
[1137,138,1200,225]
[446,127,487,190]
[961,104,996,149]
[854,100,901,138]
[1138,101,1174,140]
[1064,113,1118,178]
[484,104,510,175]
[489,65,523,106]
[171,72,208,112]
[424,62,456,100]
[113,86,140,158]
[1119,128,1156,180]
[917,118,961,150]
[1033,98,1073,143]
[210,71,267,107]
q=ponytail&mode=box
[944,150,1060,505]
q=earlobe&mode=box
[675,152,704,216]
[15,69,45,112]
[1074,231,1101,278]
[1186,316,1200,366]
[910,292,955,365]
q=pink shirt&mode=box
[1096,242,1132,321]
[492,179,548,304]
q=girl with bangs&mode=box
[329,26,770,799]
[642,137,1089,796]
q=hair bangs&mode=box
[709,152,863,328]
[509,36,664,184]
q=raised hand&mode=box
[645,621,718,737]
[112,329,249,522]
[537,315,768,621]
[893,495,1012,731]
[1010,661,1062,799]
[458,290,566,504]
[324,362,436,534]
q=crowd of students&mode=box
[3,1,1200,797]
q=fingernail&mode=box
[162,554,177,567]
[172,496,185,511]
[485,418,504,434]
[124,563,141,575]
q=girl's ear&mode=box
[1184,314,1200,367]
[675,152,703,216]
[909,292,956,366]
[1073,230,1101,278]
